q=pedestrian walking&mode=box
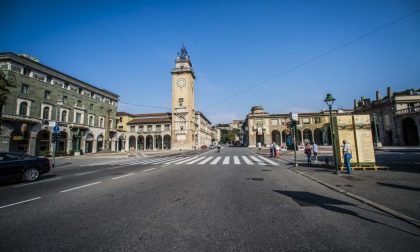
[269,142,274,157]
[313,142,318,164]
[342,140,352,174]
[257,142,261,154]
[275,144,280,158]
[304,143,312,165]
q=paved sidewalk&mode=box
[253,148,420,224]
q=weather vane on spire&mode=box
[177,44,189,60]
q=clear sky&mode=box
[1,0,419,124]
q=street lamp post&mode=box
[52,100,63,168]
[324,93,339,174]
[372,113,382,148]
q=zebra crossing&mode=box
[82,155,279,167]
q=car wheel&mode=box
[22,167,40,182]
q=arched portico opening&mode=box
[155,135,162,149]
[146,135,153,150]
[163,135,171,149]
[137,135,144,150]
[118,136,124,151]
[9,128,30,154]
[57,131,68,154]
[303,129,312,144]
[256,133,264,147]
[271,130,281,145]
[129,136,136,150]
[402,117,419,146]
[314,128,323,145]
[296,129,302,145]
[36,130,51,156]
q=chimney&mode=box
[353,99,357,108]
[361,96,365,106]
[387,87,393,98]
[376,91,381,101]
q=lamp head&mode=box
[324,93,336,106]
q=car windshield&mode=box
[18,154,36,160]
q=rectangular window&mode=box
[271,119,278,126]
[78,88,83,94]
[256,120,263,127]
[90,104,93,110]
[77,100,82,107]
[44,90,51,100]
[138,127,143,133]
[21,84,29,95]
[165,124,170,131]
[130,126,135,133]
[32,72,46,82]
[303,118,310,124]
[156,125,161,132]
[76,113,82,124]
[11,64,22,73]
[147,125,152,132]
[314,117,321,124]
[178,98,184,107]
[62,95,67,104]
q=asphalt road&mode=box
[1,148,419,251]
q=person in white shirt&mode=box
[342,140,352,174]
[257,142,261,153]
[312,143,319,163]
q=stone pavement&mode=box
[254,147,420,226]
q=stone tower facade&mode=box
[171,46,196,149]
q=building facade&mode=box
[116,46,218,151]
[353,87,420,146]
[242,105,352,147]
[0,52,119,156]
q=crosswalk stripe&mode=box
[186,156,206,164]
[223,156,230,165]
[175,156,198,164]
[199,156,213,165]
[164,156,190,164]
[241,156,253,165]
[250,156,267,166]
[210,157,221,165]
[233,156,241,165]
[254,156,279,166]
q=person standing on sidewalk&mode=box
[342,140,353,174]
[269,142,274,157]
[275,144,280,158]
[304,143,312,165]
[313,142,318,164]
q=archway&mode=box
[303,129,312,144]
[271,130,281,145]
[85,134,94,153]
[9,128,30,154]
[281,130,288,146]
[146,135,153,150]
[97,135,103,152]
[36,130,51,156]
[129,135,136,150]
[118,136,124,151]
[137,135,144,150]
[314,128,323,145]
[163,135,171,149]
[256,133,264,147]
[155,135,162,149]
[296,129,302,145]
[57,131,68,154]
[402,117,419,146]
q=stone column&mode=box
[93,140,97,153]
[152,135,156,150]
[312,130,315,144]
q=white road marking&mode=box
[186,156,206,164]
[75,170,98,176]
[164,157,190,165]
[250,156,267,166]
[258,156,280,166]
[13,177,62,187]
[198,156,213,164]
[0,197,41,209]
[112,173,135,180]
[175,156,199,164]
[210,157,221,165]
[223,156,230,165]
[233,156,241,165]
[241,156,253,165]
[144,168,157,172]
[60,182,102,193]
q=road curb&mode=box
[290,169,420,229]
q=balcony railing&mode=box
[395,106,420,116]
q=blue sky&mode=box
[1,0,419,123]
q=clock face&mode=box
[177,78,186,88]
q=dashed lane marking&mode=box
[13,177,62,188]
[0,197,42,209]
[60,182,102,193]
[112,173,135,180]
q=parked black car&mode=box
[0,152,51,182]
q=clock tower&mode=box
[171,45,196,149]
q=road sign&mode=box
[49,121,56,127]
[287,136,292,145]
[53,126,60,133]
